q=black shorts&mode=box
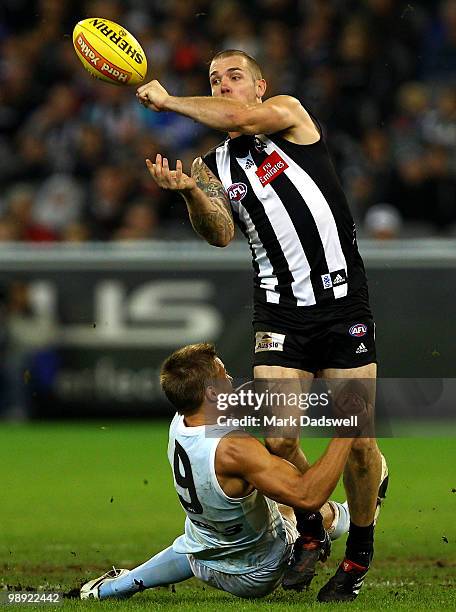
[253,286,376,372]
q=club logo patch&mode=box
[255,331,285,352]
[255,151,289,187]
[349,323,367,337]
[227,182,248,202]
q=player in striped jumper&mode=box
[137,50,388,601]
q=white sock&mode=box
[327,500,350,541]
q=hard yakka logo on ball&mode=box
[76,34,132,83]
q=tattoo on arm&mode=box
[191,211,233,245]
[190,158,234,245]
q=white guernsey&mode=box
[80,343,363,601]
[168,413,291,575]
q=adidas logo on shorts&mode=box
[356,343,368,354]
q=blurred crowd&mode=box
[1,0,456,242]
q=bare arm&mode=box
[217,435,354,511]
[137,80,317,137]
[145,154,234,247]
[164,94,303,135]
[186,158,234,247]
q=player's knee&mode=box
[333,381,370,417]
[265,437,300,461]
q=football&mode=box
[72,17,147,86]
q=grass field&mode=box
[1,421,455,611]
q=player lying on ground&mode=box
[137,49,388,601]
[81,343,386,602]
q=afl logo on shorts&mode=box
[349,323,367,337]
[228,182,247,203]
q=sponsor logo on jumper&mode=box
[349,323,367,337]
[76,33,132,83]
[244,159,255,170]
[255,331,285,352]
[321,269,347,290]
[255,151,289,186]
[88,19,144,64]
[331,269,347,285]
[321,273,332,289]
[227,182,248,202]
[356,343,368,354]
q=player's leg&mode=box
[327,364,382,525]
[254,364,336,591]
[280,492,352,591]
[254,364,313,473]
[282,497,352,590]
[317,363,388,602]
[278,500,350,541]
[188,524,297,599]
[80,544,194,600]
[326,500,351,540]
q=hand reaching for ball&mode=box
[146,154,196,194]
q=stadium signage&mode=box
[10,275,229,413]
[30,279,222,348]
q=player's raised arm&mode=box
[217,434,354,511]
[145,154,234,247]
[166,93,311,136]
[137,80,314,137]
[229,94,308,136]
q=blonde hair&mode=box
[160,343,219,415]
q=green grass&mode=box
[0,422,455,610]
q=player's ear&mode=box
[256,79,267,100]
[205,384,218,403]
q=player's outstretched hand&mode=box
[137,80,169,112]
[146,154,196,193]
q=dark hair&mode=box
[210,49,263,81]
[160,343,219,415]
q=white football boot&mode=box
[80,567,130,599]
